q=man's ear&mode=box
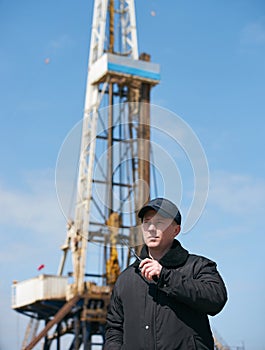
[174,225,181,237]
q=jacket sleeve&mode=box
[104,284,124,350]
[157,256,228,316]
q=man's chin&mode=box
[147,241,159,248]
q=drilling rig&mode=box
[11,0,160,349]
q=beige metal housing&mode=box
[12,275,67,309]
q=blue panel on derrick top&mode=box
[108,62,160,81]
[89,53,160,85]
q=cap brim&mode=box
[138,205,173,220]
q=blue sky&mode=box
[1,0,265,349]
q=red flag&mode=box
[38,264,45,271]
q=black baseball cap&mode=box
[138,197,181,225]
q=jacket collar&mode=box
[134,239,189,268]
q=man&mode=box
[104,198,227,350]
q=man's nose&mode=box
[148,223,156,231]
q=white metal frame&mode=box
[72,0,139,293]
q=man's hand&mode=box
[139,258,162,281]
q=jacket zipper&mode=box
[153,282,159,350]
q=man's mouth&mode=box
[148,236,159,241]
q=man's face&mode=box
[141,209,180,251]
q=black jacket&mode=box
[104,240,227,350]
